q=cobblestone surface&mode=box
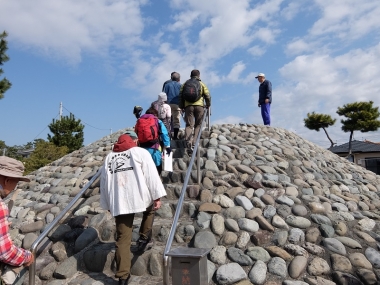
[12,125,380,285]
[69,271,164,285]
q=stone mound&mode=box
[8,124,380,285]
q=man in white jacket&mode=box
[100,134,167,285]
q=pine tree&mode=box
[0,31,11,100]
[304,112,336,149]
[0,140,6,155]
[47,113,85,153]
[23,140,69,174]
[336,101,380,156]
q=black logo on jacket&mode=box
[108,153,133,174]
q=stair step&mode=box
[133,215,194,227]
[170,139,188,149]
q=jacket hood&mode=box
[113,134,137,152]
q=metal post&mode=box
[197,143,201,185]
[59,102,63,120]
[207,108,211,131]
[163,255,169,285]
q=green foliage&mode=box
[47,113,84,153]
[337,101,380,155]
[0,140,25,160]
[0,31,11,100]
[304,112,336,148]
[337,101,380,133]
[0,140,5,153]
[23,140,69,174]
[304,112,336,131]
[0,139,43,160]
[4,146,23,160]
[1,139,68,173]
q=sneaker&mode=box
[131,238,154,253]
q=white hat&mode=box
[158,92,167,102]
[255,73,265,78]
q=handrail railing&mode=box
[163,108,210,285]
[29,170,101,285]
[29,108,210,285]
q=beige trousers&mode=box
[184,105,205,145]
[114,204,155,280]
[169,104,182,129]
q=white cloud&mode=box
[253,28,280,44]
[285,39,312,56]
[196,0,283,60]
[213,115,244,125]
[310,0,380,41]
[0,0,288,88]
[120,0,287,96]
[275,43,380,147]
[281,1,302,21]
[168,11,201,31]
[0,0,146,64]
[225,62,246,82]
[248,45,266,57]
[285,1,380,58]
[161,0,285,66]
[205,61,257,86]
[272,0,380,147]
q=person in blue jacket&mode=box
[163,72,182,139]
[137,107,171,175]
[256,73,272,126]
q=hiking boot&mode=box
[186,141,193,150]
[185,141,194,155]
[173,128,179,140]
[119,275,130,285]
[186,147,194,156]
[131,238,154,253]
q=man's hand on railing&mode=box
[153,198,161,210]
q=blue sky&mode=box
[1,0,380,148]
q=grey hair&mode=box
[171,72,180,81]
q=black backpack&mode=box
[182,78,201,102]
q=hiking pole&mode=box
[207,106,211,131]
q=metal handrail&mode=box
[29,170,101,285]
[163,108,210,285]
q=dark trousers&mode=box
[261,103,271,125]
[114,204,155,280]
[184,105,204,145]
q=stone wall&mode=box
[7,124,380,285]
